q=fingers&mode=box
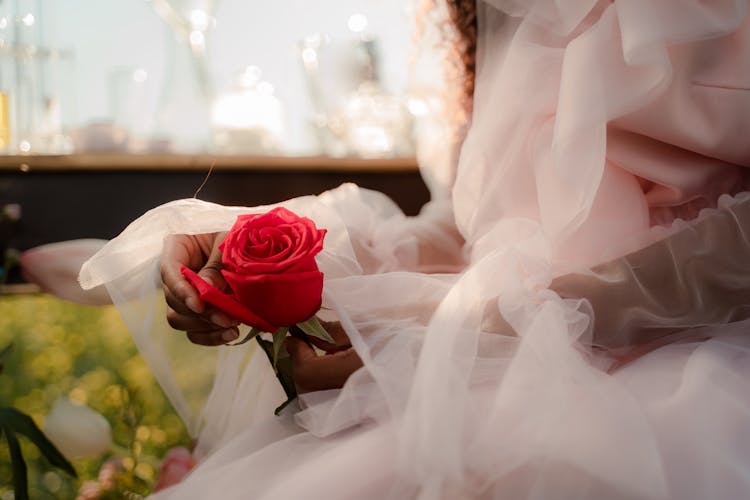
[161,233,240,346]
[187,326,240,347]
[165,305,238,331]
[161,235,206,315]
[320,321,350,346]
[196,235,228,294]
[286,337,363,393]
[305,334,351,354]
[164,282,202,319]
[161,232,227,312]
[166,305,239,346]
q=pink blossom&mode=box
[97,456,125,489]
[76,480,102,500]
[19,239,112,305]
[153,446,196,492]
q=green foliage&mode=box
[228,327,261,346]
[271,327,290,371]
[0,406,77,499]
[296,317,336,344]
[0,294,191,499]
[255,335,296,416]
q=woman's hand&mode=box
[162,234,362,390]
[160,233,241,345]
[286,322,363,392]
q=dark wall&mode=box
[0,168,430,251]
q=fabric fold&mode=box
[79,1,750,498]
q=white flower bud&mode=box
[44,398,112,459]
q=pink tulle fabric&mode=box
[79,1,750,499]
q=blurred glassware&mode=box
[0,5,10,151]
[211,65,284,154]
[299,13,414,158]
[340,81,413,158]
[108,66,152,152]
[148,0,217,153]
[11,0,39,154]
[34,47,74,153]
[69,121,129,153]
[0,0,74,154]
[0,64,10,151]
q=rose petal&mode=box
[219,209,327,275]
[180,267,276,332]
[266,206,299,223]
[222,269,324,327]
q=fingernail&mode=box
[221,329,239,342]
[185,297,201,313]
[210,313,236,328]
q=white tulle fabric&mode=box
[80,1,750,498]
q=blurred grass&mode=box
[0,293,191,499]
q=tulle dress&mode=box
[80,1,750,498]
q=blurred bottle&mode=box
[149,0,218,153]
[211,66,284,154]
[0,0,13,151]
[12,0,40,153]
[299,13,414,158]
[0,76,10,150]
[0,0,13,153]
[0,0,73,154]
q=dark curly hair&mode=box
[412,0,478,132]
[445,0,478,116]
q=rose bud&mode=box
[44,398,112,459]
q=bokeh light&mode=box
[0,294,191,498]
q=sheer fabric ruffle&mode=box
[80,186,750,500]
[79,1,750,498]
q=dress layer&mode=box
[80,1,750,498]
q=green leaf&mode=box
[273,397,295,415]
[0,407,77,477]
[255,336,297,415]
[272,327,290,370]
[4,425,29,500]
[296,317,336,344]
[228,327,262,346]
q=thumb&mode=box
[198,232,228,291]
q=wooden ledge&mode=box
[0,154,419,173]
[0,283,41,295]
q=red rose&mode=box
[181,207,326,332]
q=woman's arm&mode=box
[552,194,750,352]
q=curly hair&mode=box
[412,0,478,133]
[444,0,478,116]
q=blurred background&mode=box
[0,0,434,158]
[0,2,453,497]
[0,0,453,256]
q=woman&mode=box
[81,0,750,498]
